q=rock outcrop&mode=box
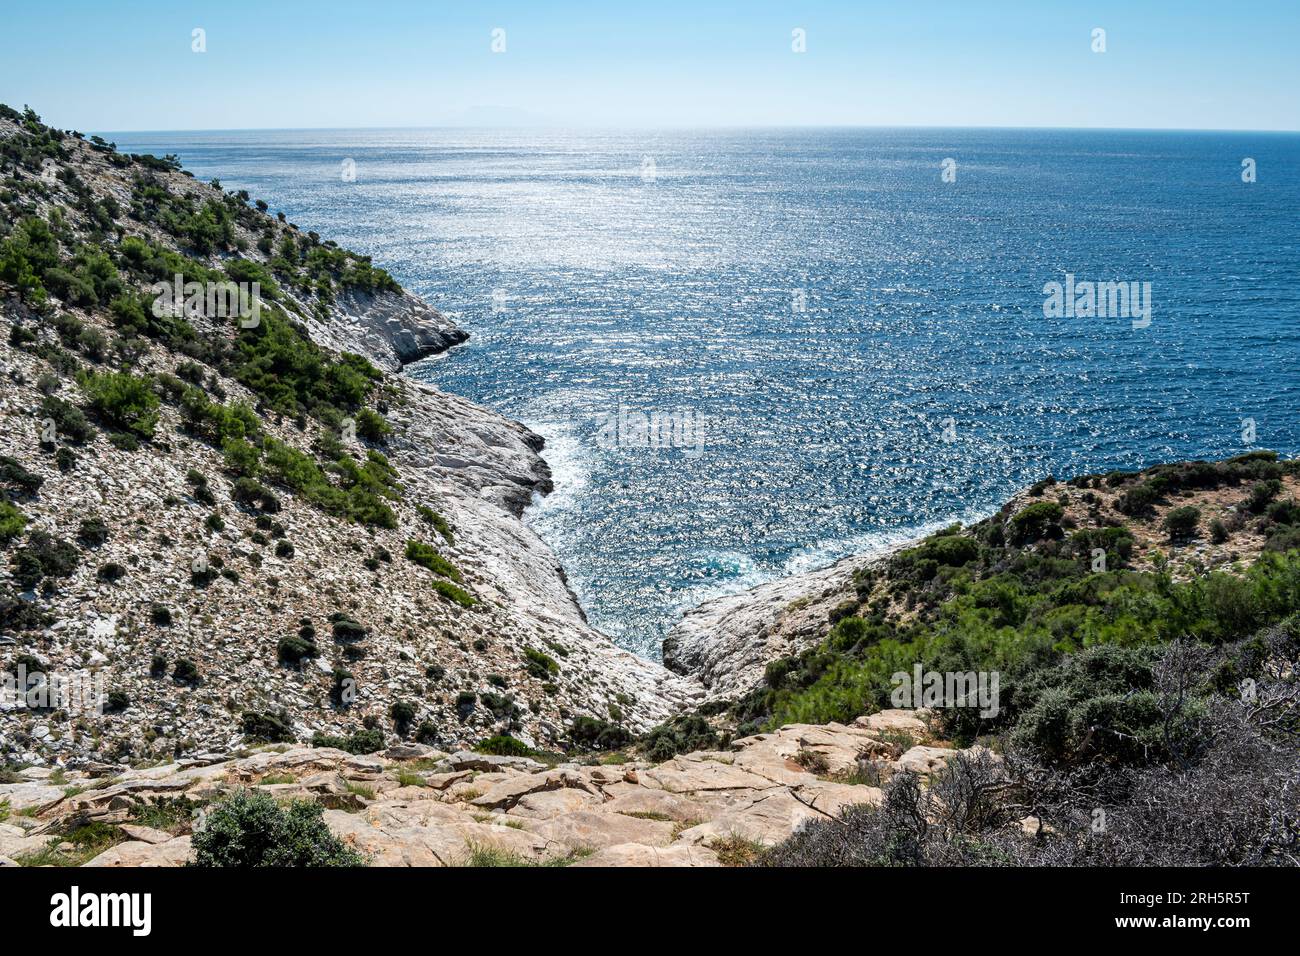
[0,710,953,867]
[663,554,872,701]
[303,286,467,372]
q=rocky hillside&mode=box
[667,454,1300,711]
[0,104,702,771]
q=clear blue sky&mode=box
[2,1,1296,132]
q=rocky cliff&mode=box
[0,106,701,772]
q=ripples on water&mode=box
[111,127,1300,659]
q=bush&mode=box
[222,438,261,478]
[39,396,96,443]
[77,516,109,548]
[416,504,455,544]
[1245,480,1281,514]
[240,710,295,743]
[390,700,416,736]
[0,455,44,496]
[310,727,383,754]
[354,408,390,443]
[78,370,159,437]
[1164,505,1201,541]
[1008,502,1064,544]
[432,579,476,608]
[0,501,27,546]
[277,634,318,666]
[475,734,535,757]
[10,531,79,588]
[404,539,462,582]
[523,647,560,679]
[172,658,200,685]
[190,790,363,867]
[330,613,368,643]
[569,716,632,751]
[1116,482,1160,517]
[641,715,720,762]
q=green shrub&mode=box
[1116,482,1160,517]
[1164,506,1201,541]
[190,790,363,867]
[432,579,476,608]
[222,438,262,477]
[330,613,368,643]
[277,634,318,666]
[77,516,109,548]
[390,700,416,736]
[172,658,200,684]
[523,647,560,679]
[0,455,44,496]
[10,531,79,588]
[310,727,383,754]
[355,407,390,443]
[404,539,462,582]
[1245,480,1281,514]
[1008,501,1065,544]
[641,715,720,762]
[240,710,295,743]
[39,396,96,443]
[78,370,159,438]
[415,504,455,544]
[569,716,631,751]
[0,501,27,546]
[475,734,536,757]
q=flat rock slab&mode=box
[118,824,176,845]
[507,788,604,819]
[527,810,677,852]
[84,836,192,867]
[572,842,721,867]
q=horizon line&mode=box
[90,122,1300,137]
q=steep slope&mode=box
[0,105,701,769]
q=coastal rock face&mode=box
[0,711,951,867]
[662,555,871,701]
[304,286,468,372]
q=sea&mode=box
[106,126,1300,659]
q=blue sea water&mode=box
[108,127,1300,659]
